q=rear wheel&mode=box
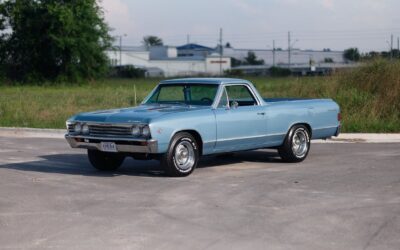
[87,150,125,171]
[278,125,311,162]
[161,132,199,177]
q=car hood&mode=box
[71,104,209,124]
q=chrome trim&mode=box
[65,135,158,154]
[216,133,286,142]
[313,125,339,131]
[67,121,150,138]
[66,135,151,142]
[213,83,262,109]
[68,121,147,127]
[292,128,309,158]
[173,140,195,172]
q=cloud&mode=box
[322,0,334,9]
[231,0,262,16]
[99,0,133,34]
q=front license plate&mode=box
[100,142,117,152]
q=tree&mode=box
[0,0,112,82]
[231,57,242,67]
[344,48,360,62]
[244,51,264,65]
[142,35,163,49]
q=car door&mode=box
[213,84,267,153]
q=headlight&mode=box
[141,126,150,137]
[82,124,89,134]
[74,123,82,133]
[131,125,140,136]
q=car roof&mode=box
[160,78,250,85]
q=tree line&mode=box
[0,0,112,82]
[0,0,396,82]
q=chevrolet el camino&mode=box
[66,78,341,177]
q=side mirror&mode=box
[231,101,239,109]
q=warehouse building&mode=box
[107,45,231,77]
[107,43,348,77]
[223,47,345,65]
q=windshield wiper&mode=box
[162,101,189,106]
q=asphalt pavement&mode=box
[0,135,399,249]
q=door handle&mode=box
[257,112,266,115]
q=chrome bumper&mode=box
[65,134,158,154]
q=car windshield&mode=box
[145,84,219,106]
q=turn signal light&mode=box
[338,113,342,121]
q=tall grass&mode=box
[250,59,399,132]
[0,60,399,132]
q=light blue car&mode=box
[66,78,341,176]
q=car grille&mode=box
[88,124,132,137]
[67,123,133,137]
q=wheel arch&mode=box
[288,122,312,138]
[172,129,203,156]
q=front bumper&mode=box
[65,134,158,154]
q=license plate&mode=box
[100,142,117,152]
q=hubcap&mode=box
[174,140,195,172]
[292,129,309,158]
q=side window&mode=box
[225,85,257,106]
[218,87,229,108]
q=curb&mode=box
[0,127,400,143]
[0,127,66,139]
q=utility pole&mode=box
[390,34,393,60]
[219,28,223,76]
[119,35,122,66]
[288,31,291,68]
[398,37,399,58]
[117,34,127,66]
[272,40,276,67]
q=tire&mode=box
[278,125,311,163]
[161,132,199,177]
[87,149,125,171]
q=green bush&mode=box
[269,66,291,77]
[111,65,146,78]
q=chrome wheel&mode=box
[173,140,195,172]
[291,128,309,158]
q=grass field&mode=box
[0,59,399,132]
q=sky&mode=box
[100,0,400,52]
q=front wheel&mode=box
[87,150,125,171]
[161,132,199,177]
[278,125,311,163]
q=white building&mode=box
[107,45,231,77]
[223,47,345,66]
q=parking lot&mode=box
[0,135,399,249]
